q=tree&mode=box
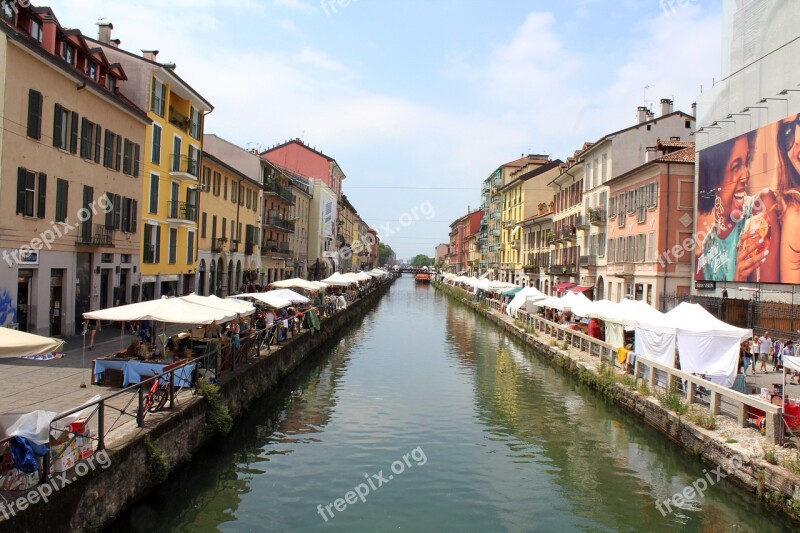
[378,243,394,266]
[412,254,432,267]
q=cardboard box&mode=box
[0,467,39,491]
[51,446,76,473]
[77,435,94,460]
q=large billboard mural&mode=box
[695,112,800,284]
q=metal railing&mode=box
[76,224,113,246]
[263,214,296,232]
[263,181,296,204]
[169,154,199,177]
[166,201,197,222]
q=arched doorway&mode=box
[227,260,234,296]
[198,259,206,296]
[596,276,605,300]
[216,258,224,296]
[236,260,242,292]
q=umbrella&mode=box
[270,278,322,291]
[266,289,310,304]
[230,293,292,309]
[0,328,64,358]
[183,293,255,316]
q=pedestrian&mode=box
[777,341,793,372]
[83,318,100,350]
[758,331,772,373]
[741,339,753,376]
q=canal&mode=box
[113,277,792,532]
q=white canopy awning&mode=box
[183,293,255,316]
[230,292,292,309]
[506,287,547,317]
[265,289,310,304]
[84,297,237,325]
[322,272,357,286]
[270,278,322,291]
[0,328,65,358]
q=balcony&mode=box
[546,233,555,246]
[614,262,635,277]
[245,242,255,255]
[550,264,565,275]
[168,106,190,132]
[166,201,197,224]
[263,181,296,205]
[561,227,576,241]
[575,215,589,229]
[76,224,113,247]
[143,244,156,264]
[579,255,598,267]
[565,264,576,274]
[261,240,292,258]
[480,216,488,225]
[229,240,239,253]
[262,213,296,233]
[212,238,226,253]
[511,239,520,250]
[491,229,501,237]
[589,208,607,226]
[169,154,199,180]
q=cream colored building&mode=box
[0,7,148,335]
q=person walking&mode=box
[758,332,773,373]
[777,341,793,372]
[741,339,754,376]
[83,318,99,350]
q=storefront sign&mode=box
[695,280,716,290]
[18,249,38,265]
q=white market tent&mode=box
[343,272,372,283]
[270,278,322,291]
[506,287,547,318]
[265,289,310,304]
[0,328,65,358]
[636,302,751,387]
[230,292,292,309]
[584,298,665,348]
[322,272,357,286]
[84,297,237,325]
[540,291,592,312]
[182,293,255,317]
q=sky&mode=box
[40,0,723,261]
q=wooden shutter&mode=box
[37,173,46,218]
[114,194,122,230]
[52,103,63,148]
[133,143,140,177]
[27,89,42,139]
[105,193,113,227]
[94,124,101,163]
[131,199,138,234]
[16,167,26,214]
[155,225,161,263]
[69,112,79,153]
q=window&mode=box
[607,239,615,264]
[150,77,166,117]
[107,76,116,93]
[27,89,42,140]
[626,235,634,262]
[125,198,137,233]
[598,232,606,257]
[202,167,211,192]
[189,107,202,139]
[201,212,207,238]
[609,196,616,219]
[685,120,692,128]
[86,60,97,80]
[30,19,42,42]
[212,215,217,241]
[143,224,160,264]
[168,228,177,264]
[213,171,221,196]
[626,191,635,213]
[602,154,608,182]
[171,136,181,172]
[53,104,70,150]
[648,182,658,208]
[55,178,68,223]
[16,168,46,218]
[188,145,199,176]
[187,230,195,264]
[79,118,101,162]
[617,237,625,263]
[231,182,238,204]
[637,234,646,262]
[151,123,162,165]
[122,140,140,176]
[149,174,159,214]
[648,231,655,262]
[224,177,228,200]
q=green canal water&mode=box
[113,277,793,532]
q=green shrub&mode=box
[144,435,169,486]
[196,381,233,435]
[548,339,557,347]
[637,382,651,396]
[657,387,688,415]
[764,446,778,465]
[687,410,717,430]
[782,451,800,476]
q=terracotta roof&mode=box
[655,138,693,149]
[655,146,695,163]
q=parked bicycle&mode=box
[139,370,169,422]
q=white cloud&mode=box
[279,19,299,32]
[272,0,315,12]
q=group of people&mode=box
[740,331,800,383]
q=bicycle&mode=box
[139,370,169,421]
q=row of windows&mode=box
[609,182,658,226]
[143,224,194,265]
[607,233,656,264]
[28,91,141,177]
[200,167,259,212]
[150,78,203,141]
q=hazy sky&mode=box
[41,0,722,260]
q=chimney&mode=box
[97,21,113,44]
[660,98,673,116]
[691,101,697,116]
[111,39,121,48]
[637,106,649,124]
[141,49,159,61]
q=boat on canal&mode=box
[415,272,430,283]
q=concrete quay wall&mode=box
[4,280,394,533]
[434,281,800,521]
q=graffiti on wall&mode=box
[0,288,17,327]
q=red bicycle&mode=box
[140,370,169,420]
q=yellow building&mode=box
[198,152,261,295]
[499,159,561,284]
[95,28,213,298]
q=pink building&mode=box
[262,138,344,198]
[603,140,695,308]
[448,214,468,273]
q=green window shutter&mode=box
[37,173,47,219]
[133,143,140,177]
[131,199,138,234]
[103,130,112,167]
[27,89,42,139]
[53,103,63,148]
[115,135,122,171]
[16,167,26,215]
[155,225,161,263]
[105,192,113,227]
[94,124,101,163]
[114,194,122,230]
[69,112,79,154]
[150,77,157,114]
